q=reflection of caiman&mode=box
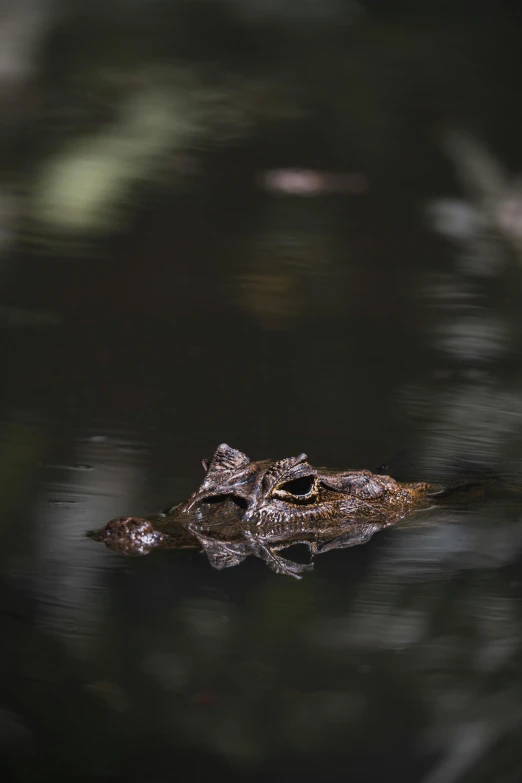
[91,443,445,578]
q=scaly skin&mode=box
[90,444,437,577]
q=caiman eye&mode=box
[280,475,315,496]
[276,474,317,500]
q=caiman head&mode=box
[173,444,435,576]
[182,443,433,534]
[92,443,435,577]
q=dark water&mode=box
[3,4,522,783]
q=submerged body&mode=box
[91,444,436,577]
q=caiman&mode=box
[90,443,443,578]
